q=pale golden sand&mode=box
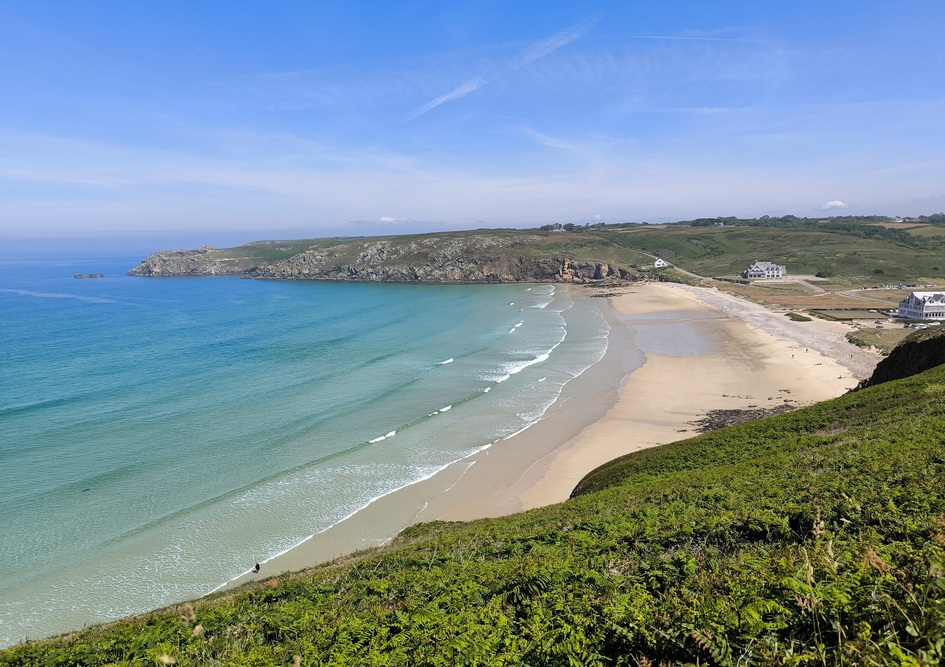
[521,283,870,508]
[225,282,879,589]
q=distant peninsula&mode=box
[127,230,638,284]
[128,214,945,286]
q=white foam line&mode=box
[503,422,536,441]
[499,315,611,444]
[482,387,491,393]
[434,460,478,497]
[212,289,609,595]
[438,358,454,365]
[440,405,452,412]
[497,336,563,381]
[209,442,496,593]
[368,430,396,444]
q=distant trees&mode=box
[538,222,606,232]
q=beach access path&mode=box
[225,282,880,589]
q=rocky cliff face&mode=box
[128,236,635,284]
[127,247,250,276]
[856,326,945,389]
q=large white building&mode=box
[743,260,787,279]
[897,291,945,320]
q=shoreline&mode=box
[522,282,878,507]
[223,282,880,590]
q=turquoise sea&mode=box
[0,253,611,646]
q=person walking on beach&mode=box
[252,563,260,573]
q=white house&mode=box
[653,258,670,269]
[743,260,787,279]
[897,291,945,320]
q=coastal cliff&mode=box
[128,232,637,284]
[856,324,945,389]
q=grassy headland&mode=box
[128,214,945,288]
[601,215,945,283]
[5,331,944,665]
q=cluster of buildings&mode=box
[653,257,943,322]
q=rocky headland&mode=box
[127,233,638,284]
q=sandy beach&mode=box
[225,282,880,589]
[521,283,877,508]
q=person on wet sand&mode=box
[252,563,260,573]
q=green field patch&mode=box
[785,312,812,321]
[846,327,912,354]
[811,309,886,320]
[909,225,945,238]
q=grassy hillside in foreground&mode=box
[4,362,945,664]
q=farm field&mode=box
[710,282,892,311]
[812,309,890,320]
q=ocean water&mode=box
[0,253,611,645]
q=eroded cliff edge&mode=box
[856,325,945,389]
[127,232,639,284]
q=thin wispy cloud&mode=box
[409,17,596,118]
[518,17,598,66]
[519,127,592,155]
[408,75,488,118]
[631,35,746,42]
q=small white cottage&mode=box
[654,258,670,269]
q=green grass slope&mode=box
[602,222,945,282]
[5,367,945,665]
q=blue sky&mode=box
[2,1,944,248]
